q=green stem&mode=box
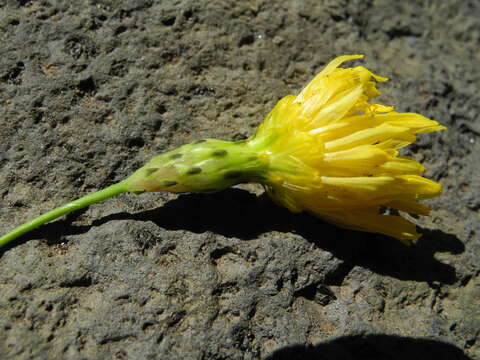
[0,181,128,248]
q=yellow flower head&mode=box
[250,55,446,244]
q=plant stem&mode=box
[0,181,128,248]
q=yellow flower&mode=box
[250,55,446,244]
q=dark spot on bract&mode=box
[186,167,202,175]
[133,190,145,195]
[145,168,158,176]
[162,180,178,187]
[224,171,243,179]
[170,153,182,159]
[212,149,228,157]
[194,139,207,144]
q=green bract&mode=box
[124,139,267,194]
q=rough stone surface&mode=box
[0,1,479,359]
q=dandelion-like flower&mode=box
[0,55,445,248]
[249,55,446,243]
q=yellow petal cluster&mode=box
[253,55,446,243]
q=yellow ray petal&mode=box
[320,210,420,244]
[323,145,389,167]
[321,175,394,191]
[309,85,364,126]
[397,175,443,199]
[380,158,425,175]
[373,134,417,150]
[377,112,446,133]
[318,55,365,77]
[385,199,431,215]
[324,123,410,151]
[296,55,364,102]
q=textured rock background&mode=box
[0,0,478,359]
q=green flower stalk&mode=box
[0,138,267,248]
[0,183,127,247]
[1,55,445,248]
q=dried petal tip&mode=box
[250,55,446,244]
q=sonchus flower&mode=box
[247,55,446,244]
[0,55,445,248]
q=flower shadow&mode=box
[1,188,463,285]
[94,188,462,284]
[264,334,472,360]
